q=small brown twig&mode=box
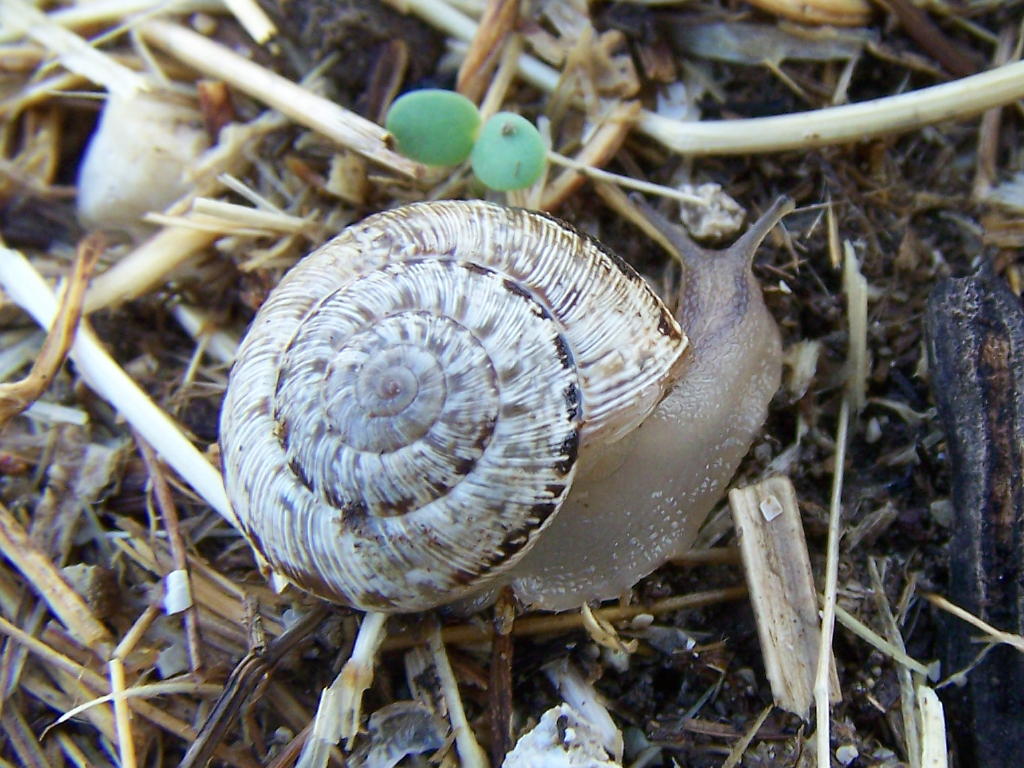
[178,604,329,768]
[456,0,519,104]
[363,39,409,125]
[871,0,978,78]
[488,588,515,766]
[383,586,747,651]
[0,233,102,429]
[972,25,1017,199]
[135,436,205,674]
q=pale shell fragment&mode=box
[501,703,622,768]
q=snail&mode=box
[220,197,791,614]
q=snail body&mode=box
[220,198,789,613]
[503,200,788,610]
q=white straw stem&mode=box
[138,20,423,179]
[0,245,234,525]
[640,60,1024,155]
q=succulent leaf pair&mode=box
[385,89,545,191]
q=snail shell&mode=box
[221,200,690,612]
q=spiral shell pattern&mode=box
[220,201,688,612]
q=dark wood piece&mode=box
[870,0,979,78]
[488,588,515,767]
[177,605,329,768]
[926,267,1024,767]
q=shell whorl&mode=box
[220,201,688,612]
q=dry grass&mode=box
[1,0,1023,766]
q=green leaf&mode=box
[385,89,481,166]
[471,112,546,191]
